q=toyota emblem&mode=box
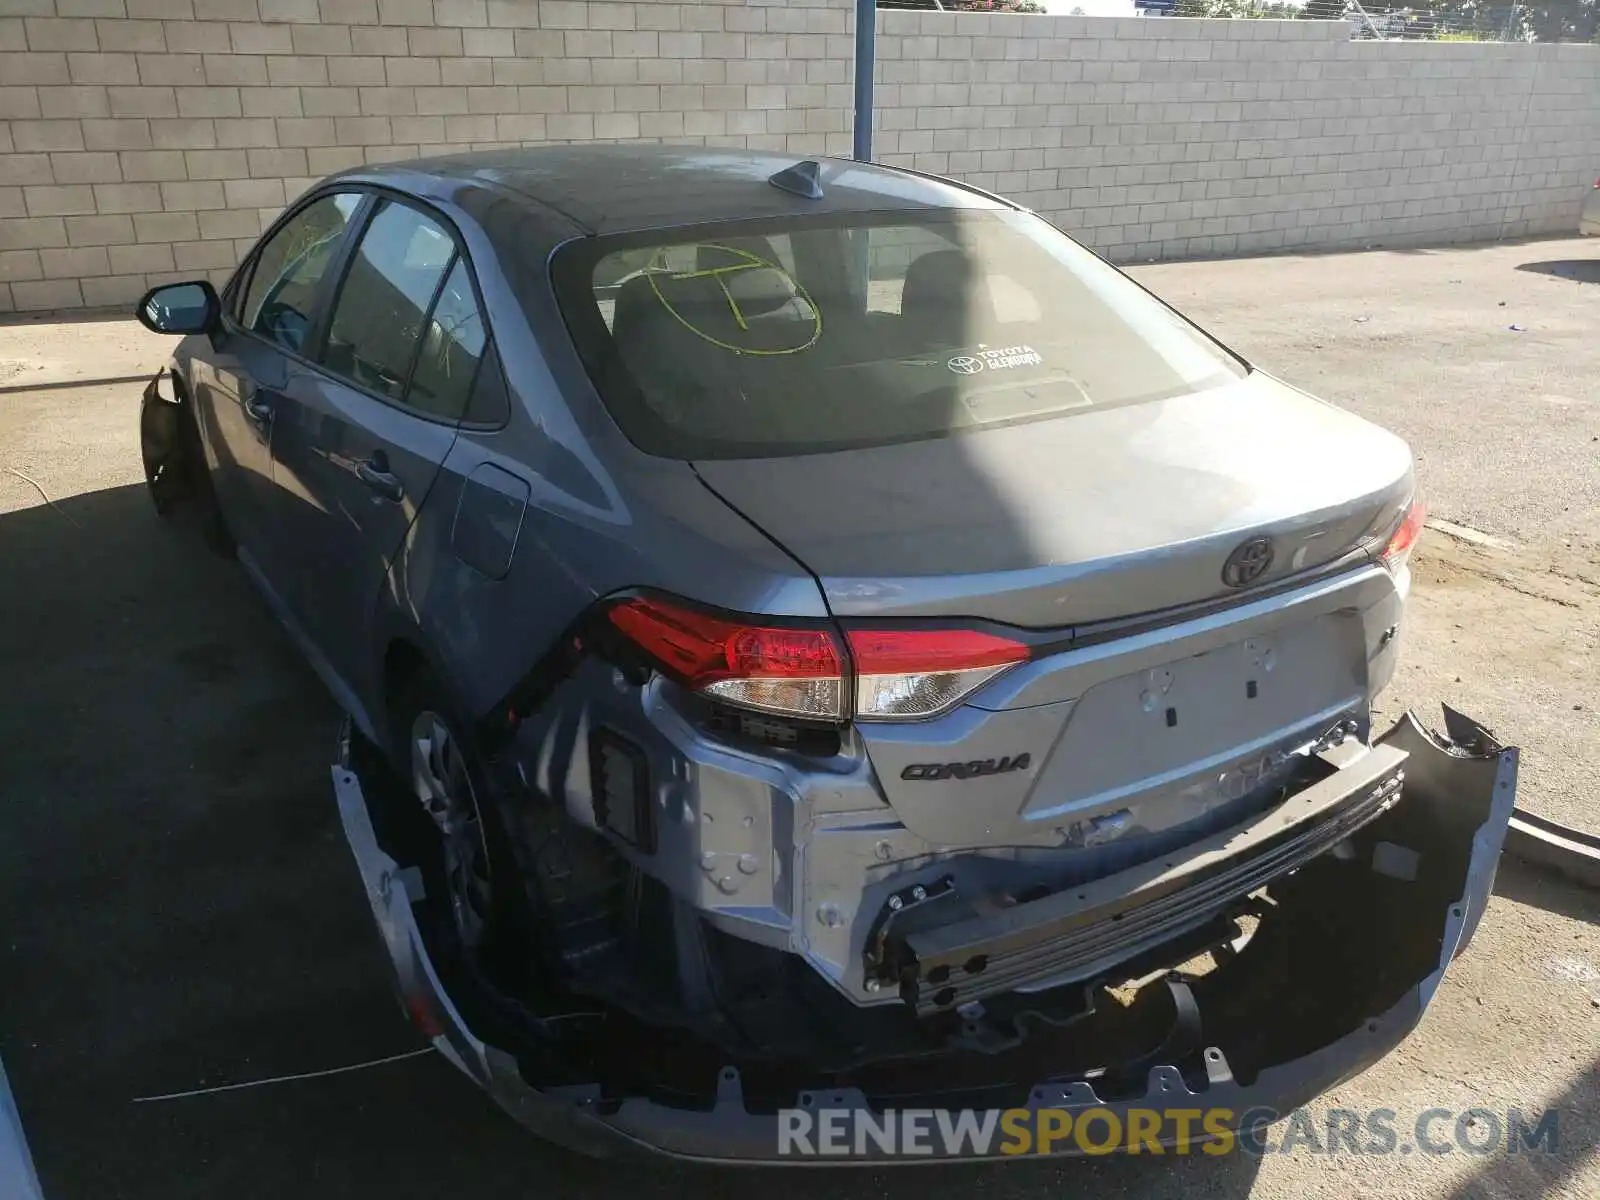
[947,356,984,375]
[1221,536,1274,588]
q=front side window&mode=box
[320,201,454,403]
[241,192,362,354]
[552,210,1244,460]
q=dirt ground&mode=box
[1,236,1596,1199]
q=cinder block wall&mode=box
[3,4,1599,313]
[873,13,1600,262]
[0,0,855,313]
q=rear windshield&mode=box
[551,210,1245,460]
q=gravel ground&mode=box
[0,235,1595,1199]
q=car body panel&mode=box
[372,145,1006,236]
[185,331,289,575]
[377,426,831,738]
[848,561,1406,848]
[692,371,1414,627]
[268,368,460,699]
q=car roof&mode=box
[342,144,1010,236]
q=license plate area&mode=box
[1024,613,1364,823]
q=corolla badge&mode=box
[901,753,1031,782]
[1221,536,1274,588]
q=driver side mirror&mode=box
[134,280,220,335]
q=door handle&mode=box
[243,394,273,426]
[356,454,404,503]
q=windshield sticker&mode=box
[948,346,1044,374]
[645,244,822,357]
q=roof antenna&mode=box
[768,160,825,200]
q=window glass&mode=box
[554,210,1245,460]
[241,192,362,353]
[320,201,454,402]
[866,226,1043,324]
[406,258,486,421]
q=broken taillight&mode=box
[1381,495,1426,571]
[603,596,1031,722]
[846,627,1030,720]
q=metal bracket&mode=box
[862,875,958,993]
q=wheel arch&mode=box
[373,627,448,759]
[368,603,487,763]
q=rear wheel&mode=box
[387,670,531,974]
[406,707,495,952]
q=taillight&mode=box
[847,628,1029,720]
[606,596,846,719]
[1382,495,1426,570]
[604,596,1032,722]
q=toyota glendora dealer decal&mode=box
[948,345,1045,374]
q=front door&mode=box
[202,191,364,576]
[267,198,491,697]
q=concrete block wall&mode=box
[872,13,1600,262]
[4,3,1599,311]
[0,0,855,312]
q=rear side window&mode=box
[241,192,362,354]
[552,211,1243,460]
[320,201,454,403]
[406,257,487,421]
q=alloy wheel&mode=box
[409,711,494,952]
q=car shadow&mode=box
[1515,259,1600,284]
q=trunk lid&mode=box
[692,372,1413,628]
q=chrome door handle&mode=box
[356,457,404,502]
[243,395,273,425]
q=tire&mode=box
[385,668,534,978]
[141,374,235,558]
[139,387,188,518]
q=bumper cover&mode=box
[332,709,1516,1163]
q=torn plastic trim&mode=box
[331,708,1517,1163]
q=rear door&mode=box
[266,195,493,696]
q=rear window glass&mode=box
[320,201,454,403]
[551,210,1244,460]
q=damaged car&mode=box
[135,145,1517,1161]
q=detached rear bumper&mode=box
[331,709,1516,1164]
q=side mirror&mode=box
[134,280,220,336]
